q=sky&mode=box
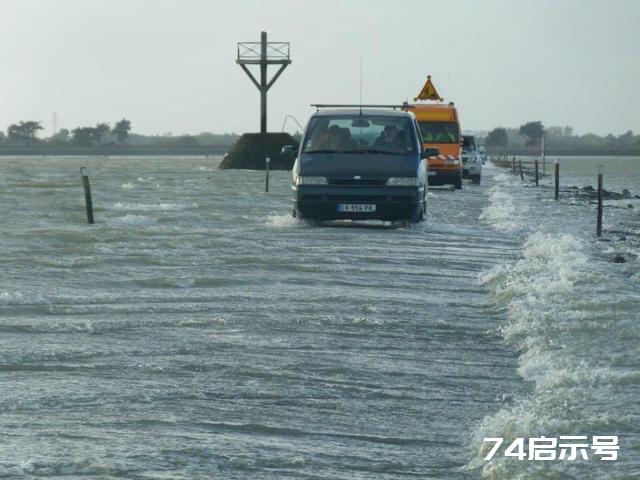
[1,0,639,137]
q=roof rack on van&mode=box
[310,104,414,111]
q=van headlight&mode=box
[295,176,328,185]
[387,177,420,186]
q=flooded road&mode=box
[0,155,638,478]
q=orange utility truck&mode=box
[404,77,463,189]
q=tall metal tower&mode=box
[236,31,291,134]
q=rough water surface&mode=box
[0,155,638,479]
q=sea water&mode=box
[0,155,637,478]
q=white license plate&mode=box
[337,204,376,213]
[428,171,437,176]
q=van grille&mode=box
[329,179,386,186]
[327,195,386,202]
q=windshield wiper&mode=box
[304,149,341,154]
[345,148,403,155]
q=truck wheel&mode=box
[472,174,481,184]
[454,173,463,190]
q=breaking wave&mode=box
[468,230,639,478]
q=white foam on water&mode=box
[10,458,115,477]
[111,202,191,212]
[35,255,96,268]
[479,232,586,301]
[479,185,521,233]
[491,170,521,186]
[309,314,400,327]
[469,231,638,478]
[0,319,97,335]
[479,165,530,233]
[112,214,156,225]
[265,214,300,228]
[178,316,227,327]
[0,291,52,306]
[479,231,590,357]
[173,277,195,288]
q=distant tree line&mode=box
[3,117,637,155]
[0,119,239,148]
[481,121,640,155]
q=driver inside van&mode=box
[313,125,342,150]
[374,125,407,150]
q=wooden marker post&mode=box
[554,159,560,201]
[265,157,270,192]
[519,159,524,181]
[80,167,94,224]
[597,166,603,237]
[534,159,539,187]
[541,133,546,176]
[512,156,516,173]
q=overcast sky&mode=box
[2,0,639,137]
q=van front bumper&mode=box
[293,185,424,221]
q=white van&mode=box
[461,133,482,184]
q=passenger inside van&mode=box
[374,125,408,150]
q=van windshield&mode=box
[302,115,416,155]
[417,121,459,144]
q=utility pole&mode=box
[236,31,291,134]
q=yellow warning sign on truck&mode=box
[414,75,442,101]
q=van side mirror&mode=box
[281,145,297,155]
[422,147,439,159]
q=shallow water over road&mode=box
[0,155,638,478]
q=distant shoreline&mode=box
[488,147,640,157]
[0,145,231,156]
[0,145,638,157]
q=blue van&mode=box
[283,107,437,223]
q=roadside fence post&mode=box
[554,159,560,201]
[265,156,270,192]
[534,159,539,187]
[80,167,94,224]
[597,166,603,237]
[542,133,546,175]
[519,158,524,181]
